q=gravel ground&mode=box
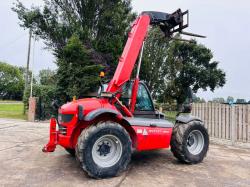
[0,118,250,187]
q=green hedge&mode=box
[23,84,57,120]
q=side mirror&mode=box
[182,103,192,113]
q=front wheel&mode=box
[170,121,209,164]
[76,121,132,178]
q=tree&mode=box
[39,69,56,86]
[13,0,135,74]
[19,66,37,85]
[140,27,169,99]
[193,95,206,103]
[0,62,24,100]
[141,30,226,107]
[56,35,103,101]
[13,0,136,103]
[226,96,234,104]
[165,39,226,106]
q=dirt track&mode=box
[0,118,250,187]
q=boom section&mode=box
[106,15,150,92]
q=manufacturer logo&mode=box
[142,129,148,136]
[148,129,170,134]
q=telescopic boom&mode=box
[107,9,199,93]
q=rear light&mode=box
[58,113,74,123]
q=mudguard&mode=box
[176,114,202,124]
[84,108,122,121]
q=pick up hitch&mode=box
[42,118,58,152]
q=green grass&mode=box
[0,103,27,120]
[0,100,22,103]
[165,111,178,122]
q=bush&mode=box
[23,84,57,120]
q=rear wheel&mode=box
[76,121,132,178]
[170,121,209,164]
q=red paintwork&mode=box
[130,78,139,113]
[106,15,150,93]
[113,97,133,117]
[42,118,57,152]
[43,115,173,152]
[43,14,173,153]
[132,126,172,151]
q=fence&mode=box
[191,103,250,144]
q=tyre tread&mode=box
[75,121,131,178]
[170,120,209,164]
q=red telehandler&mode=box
[43,9,209,178]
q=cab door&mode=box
[119,81,158,118]
[133,82,157,118]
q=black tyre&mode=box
[75,121,132,178]
[170,121,209,164]
[65,148,75,156]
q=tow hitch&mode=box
[42,118,58,152]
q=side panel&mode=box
[132,126,172,151]
[125,117,174,128]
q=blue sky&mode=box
[1,0,250,101]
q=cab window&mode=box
[119,82,154,111]
[135,84,154,111]
[120,82,132,108]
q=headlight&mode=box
[58,113,74,123]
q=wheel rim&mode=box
[92,134,122,168]
[187,130,204,155]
